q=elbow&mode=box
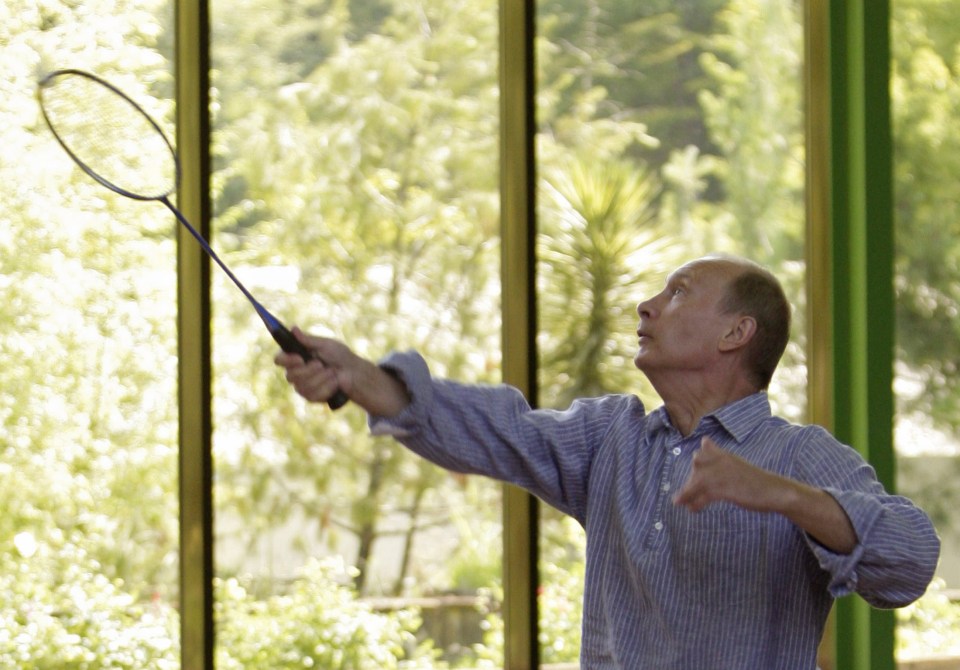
[863,533,942,609]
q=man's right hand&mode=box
[274,328,412,417]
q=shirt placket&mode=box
[644,436,685,549]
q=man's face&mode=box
[633,259,739,377]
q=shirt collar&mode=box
[707,391,772,443]
[647,391,772,444]
[647,405,673,436]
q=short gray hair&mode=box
[718,260,791,389]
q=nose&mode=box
[637,296,655,319]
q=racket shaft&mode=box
[162,199,348,410]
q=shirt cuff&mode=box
[367,350,432,438]
[806,487,884,597]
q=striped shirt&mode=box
[370,351,941,669]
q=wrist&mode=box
[353,361,411,418]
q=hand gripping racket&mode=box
[37,68,348,410]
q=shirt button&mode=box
[654,521,664,531]
[661,482,671,492]
[672,447,681,456]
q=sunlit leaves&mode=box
[209,0,502,608]
[892,0,960,429]
[214,557,435,669]
[1,2,180,666]
[538,157,680,407]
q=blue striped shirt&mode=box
[370,351,940,669]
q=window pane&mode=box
[534,0,806,664]
[209,0,502,666]
[2,2,179,666]
[892,0,960,663]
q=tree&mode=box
[891,0,960,432]
[209,0,504,597]
[695,0,805,262]
[537,156,682,409]
[0,1,182,665]
[536,0,729,172]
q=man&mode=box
[276,254,940,669]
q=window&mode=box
[892,0,960,663]
[209,0,503,665]
[7,1,949,667]
[2,1,179,666]
[534,0,807,663]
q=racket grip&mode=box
[271,326,349,410]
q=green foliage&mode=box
[897,580,960,660]
[1,3,181,668]
[536,0,728,170]
[537,517,587,665]
[892,0,960,432]
[0,533,179,669]
[467,516,586,666]
[443,500,502,594]
[538,157,682,408]
[696,0,805,262]
[209,0,504,597]
[215,557,439,669]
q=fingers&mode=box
[673,437,724,512]
[296,366,341,403]
[279,357,339,403]
[273,327,343,404]
[674,437,784,514]
[291,326,326,352]
[273,327,332,368]
[673,480,710,512]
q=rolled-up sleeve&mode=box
[796,431,941,607]
[368,350,434,439]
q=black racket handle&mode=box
[271,325,349,410]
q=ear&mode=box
[718,315,757,353]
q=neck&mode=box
[649,373,758,436]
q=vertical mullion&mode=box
[803,2,835,664]
[859,0,897,664]
[806,1,895,669]
[176,1,213,668]
[499,0,539,668]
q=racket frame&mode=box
[37,68,348,409]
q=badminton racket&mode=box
[37,68,348,410]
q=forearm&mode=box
[776,479,857,554]
[675,438,857,554]
[780,478,940,606]
[370,351,605,520]
[675,436,938,604]
[348,358,412,418]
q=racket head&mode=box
[37,69,179,201]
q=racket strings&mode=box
[39,72,177,200]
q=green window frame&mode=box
[807,1,896,669]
